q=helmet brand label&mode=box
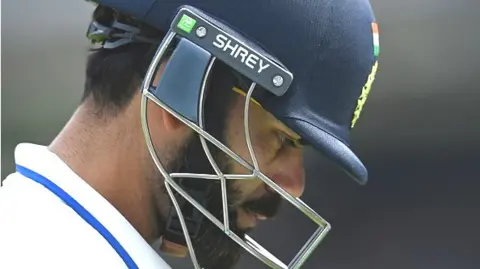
[171,7,294,96]
[212,34,271,74]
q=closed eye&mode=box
[277,132,303,149]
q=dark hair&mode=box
[82,5,165,116]
[82,5,247,119]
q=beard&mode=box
[161,130,282,269]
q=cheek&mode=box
[229,130,250,166]
[226,137,266,204]
[228,126,279,171]
[230,177,263,204]
[225,104,277,166]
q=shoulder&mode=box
[1,143,172,269]
[0,173,128,269]
[0,172,172,269]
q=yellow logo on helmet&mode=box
[350,60,378,129]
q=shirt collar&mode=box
[14,143,172,269]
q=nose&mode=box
[271,171,305,198]
[270,154,306,198]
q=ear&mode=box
[161,109,185,131]
[150,60,185,132]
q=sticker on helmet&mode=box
[372,22,380,57]
[177,14,197,33]
[350,22,380,129]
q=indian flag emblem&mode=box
[372,22,380,57]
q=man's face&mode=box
[156,87,305,268]
[222,89,306,227]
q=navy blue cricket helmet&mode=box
[89,0,379,185]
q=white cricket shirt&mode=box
[0,143,172,269]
